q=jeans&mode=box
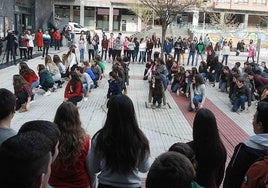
[174,50,180,63]
[80,48,85,62]
[31,80,40,89]
[139,51,146,63]
[88,49,94,61]
[6,47,17,64]
[42,46,49,58]
[187,51,195,66]
[54,40,60,50]
[232,95,247,112]
[188,95,202,111]
[222,55,229,65]
[82,83,94,97]
[219,81,227,92]
[195,53,204,66]
[101,49,107,60]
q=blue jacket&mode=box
[107,79,122,98]
[163,41,172,54]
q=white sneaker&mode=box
[43,91,51,96]
[83,97,88,101]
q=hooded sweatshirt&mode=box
[223,134,268,188]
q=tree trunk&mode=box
[161,21,167,59]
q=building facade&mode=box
[54,0,141,32]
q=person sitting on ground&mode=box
[74,65,94,101]
[107,71,122,99]
[248,70,268,96]
[13,74,32,113]
[146,151,196,188]
[187,108,227,188]
[91,59,102,88]
[0,88,16,145]
[64,71,83,106]
[18,120,60,162]
[53,54,67,79]
[223,101,268,188]
[45,55,63,89]
[82,61,96,83]
[0,131,52,188]
[219,66,231,93]
[89,95,150,188]
[49,102,91,188]
[169,142,204,188]
[188,74,206,112]
[231,77,251,112]
[19,61,39,95]
[37,64,54,96]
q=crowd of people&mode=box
[1,28,268,187]
[1,86,268,188]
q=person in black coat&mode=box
[3,29,17,64]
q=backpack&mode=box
[223,143,267,188]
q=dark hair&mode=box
[223,66,230,71]
[93,95,150,173]
[69,71,82,91]
[19,62,36,77]
[54,102,86,165]
[0,88,16,120]
[37,64,46,72]
[53,55,62,64]
[169,142,197,169]
[146,151,195,188]
[13,74,29,94]
[193,74,204,88]
[0,131,51,188]
[192,108,226,179]
[77,66,84,74]
[257,101,268,132]
[18,120,60,156]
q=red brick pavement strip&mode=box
[169,92,249,160]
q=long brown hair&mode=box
[53,102,86,165]
[13,74,29,94]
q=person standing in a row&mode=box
[42,30,51,59]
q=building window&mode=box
[233,0,248,3]
[216,0,231,3]
[253,0,266,4]
[85,7,95,28]
[55,5,70,18]
[73,6,80,23]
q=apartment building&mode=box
[207,0,268,28]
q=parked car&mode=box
[68,22,89,34]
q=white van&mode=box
[67,22,89,34]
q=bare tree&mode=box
[139,0,200,55]
[209,12,239,29]
[130,4,154,28]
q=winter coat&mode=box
[35,31,43,47]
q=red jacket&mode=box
[35,31,43,47]
[53,31,61,41]
[49,135,91,188]
[64,80,83,99]
[21,72,38,84]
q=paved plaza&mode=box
[1,44,267,181]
